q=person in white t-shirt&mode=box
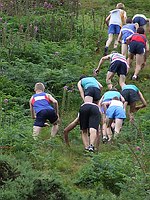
[105,96,126,141]
[104,3,127,55]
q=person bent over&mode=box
[79,102,101,152]
[105,97,126,141]
[99,88,125,142]
[117,18,139,57]
[29,82,59,139]
[121,83,147,122]
[77,75,103,104]
[127,27,149,80]
[95,52,129,89]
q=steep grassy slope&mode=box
[0,1,150,199]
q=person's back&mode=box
[81,77,100,89]
[103,90,121,101]
[109,9,125,27]
[32,92,54,114]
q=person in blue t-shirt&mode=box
[121,83,147,122]
[77,75,103,104]
[117,18,139,57]
[29,82,59,139]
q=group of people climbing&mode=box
[29,3,148,153]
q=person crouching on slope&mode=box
[29,82,59,139]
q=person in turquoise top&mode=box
[99,88,125,142]
[77,75,103,104]
[121,83,147,122]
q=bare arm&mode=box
[105,14,111,26]
[97,81,103,91]
[29,97,36,119]
[77,80,84,101]
[135,91,147,110]
[46,94,59,116]
[117,30,122,43]
[95,55,110,75]
[64,117,79,146]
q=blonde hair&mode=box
[116,3,125,9]
[34,82,45,92]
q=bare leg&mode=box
[134,54,144,77]
[51,124,59,137]
[113,34,119,49]
[33,126,42,140]
[114,118,123,137]
[119,75,126,88]
[106,34,114,47]
[127,52,134,67]
[95,126,101,149]
[121,44,128,57]
[81,129,89,149]
[106,118,113,141]
[106,71,115,89]
[89,128,97,146]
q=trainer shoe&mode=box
[132,75,138,81]
[102,136,108,143]
[88,144,94,152]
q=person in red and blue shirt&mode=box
[29,82,59,139]
[126,27,149,80]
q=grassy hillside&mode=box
[0,0,150,199]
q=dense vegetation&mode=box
[0,0,150,199]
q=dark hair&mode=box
[137,27,145,34]
[112,96,119,100]
[79,74,87,80]
[126,18,132,24]
[109,87,118,91]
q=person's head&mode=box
[34,82,45,92]
[116,3,125,9]
[79,74,87,81]
[112,96,119,100]
[137,27,145,34]
[109,87,118,91]
[126,18,132,24]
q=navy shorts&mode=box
[109,60,127,76]
[108,24,121,34]
[133,17,147,26]
[121,89,140,105]
[34,109,58,127]
[129,41,145,55]
[79,104,101,131]
[84,87,101,101]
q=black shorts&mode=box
[109,60,127,76]
[34,109,58,127]
[79,104,101,131]
[84,87,101,101]
[121,89,140,105]
[129,41,145,55]
[133,17,147,26]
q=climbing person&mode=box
[29,82,59,139]
[64,102,101,152]
[105,96,126,141]
[121,83,147,122]
[132,14,150,32]
[117,17,139,57]
[104,2,127,55]
[77,75,103,104]
[126,27,149,80]
[99,88,125,142]
[94,52,129,89]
